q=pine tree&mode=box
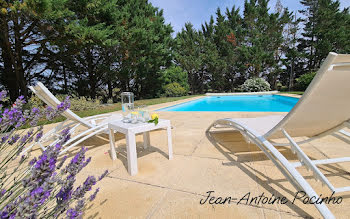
[0,0,69,100]
[299,0,349,73]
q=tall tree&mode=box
[0,0,69,100]
[116,0,173,98]
[175,23,204,94]
[299,0,350,73]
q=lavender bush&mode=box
[0,91,108,218]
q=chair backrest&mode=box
[29,82,93,128]
[265,52,350,139]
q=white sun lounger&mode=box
[22,82,122,155]
[207,52,350,218]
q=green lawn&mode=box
[34,95,201,127]
[280,91,304,95]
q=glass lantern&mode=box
[121,92,134,118]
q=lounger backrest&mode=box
[265,52,350,139]
[29,82,93,128]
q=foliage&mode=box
[0,0,173,100]
[174,0,292,94]
[161,65,189,91]
[280,91,304,95]
[148,113,159,125]
[164,82,188,97]
[59,96,101,111]
[240,78,271,92]
[29,95,101,111]
[295,72,316,90]
[0,91,107,218]
[299,0,350,73]
[0,0,349,99]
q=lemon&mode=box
[151,113,159,120]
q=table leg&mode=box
[109,128,117,160]
[126,131,138,175]
[167,125,173,160]
[143,131,150,149]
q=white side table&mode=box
[108,119,173,175]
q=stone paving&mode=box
[36,95,350,218]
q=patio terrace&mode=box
[36,96,350,218]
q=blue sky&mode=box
[149,0,350,34]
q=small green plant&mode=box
[28,95,46,109]
[107,98,114,104]
[295,72,316,91]
[164,82,187,97]
[240,78,271,92]
[276,82,288,91]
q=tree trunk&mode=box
[13,14,27,99]
[107,80,113,99]
[63,65,68,93]
[87,49,97,99]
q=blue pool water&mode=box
[158,95,299,112]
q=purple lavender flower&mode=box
[20,155,26,163]
[29,107,41,126]
[83,176,97,191]
[56,155,68,170]
[8,134,20,145]
[83,157,91,168]
[23,144,60,189]
[89,188,100,201]
[44,106,55,120]
[67,199,84,219]
[29,157,37,166]
[44,97,71,121]
[57,96,71,111]
[98,170,108,181]
[1,107,25,130]
[35,131,43,142]
[72,176,96,199]
[0,92,109,219]
[56,175,75,205]
[63,147,88,176]
[59,127,71,144]
[34,153,55,172]
[66,208,79,219]
[20,129,34,144]
[1,134,9,143]
[30,186,51,204]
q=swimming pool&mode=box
[157,95,299,112]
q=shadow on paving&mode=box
[205,129,350,218]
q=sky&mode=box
[149,0,350,34]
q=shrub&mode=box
[295,72,316,91]
[0,91,107,218]
[161,66,190,91]
[107,98,114,104]
[276,82,288,92]
[240,78,271,92]
[276,82,283,91]
[29,94,101,112]
[164,82,187,97]
[59,96,101,111]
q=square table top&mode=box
[108,119,170,134]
